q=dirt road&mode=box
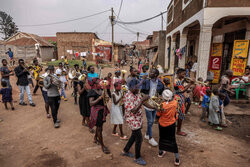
[0,66,250,167]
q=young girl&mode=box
[157,89,180,166]
[111,82,128,140]
[88,78,110,154]
[77,71,90,126]
[0,80,14,110]
[208,89,222,131]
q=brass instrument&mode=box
[142,93,164,110]
[49,74,63,88]
[69,69,81,80]
[119,85,128,105]
[184,77,208,86]
[100,80,110,106]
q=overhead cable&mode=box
[117,0,123,20]
[115,10,167,25]
[19,9,110,27]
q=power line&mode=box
[19,9,110,27]
[117,0,123,20]
[115,10,167,25]
[89,18,109,32]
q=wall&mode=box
[40,47,54,61]
[158,31,166,68]
[207,0,250,7]
[57,33,98,59]
[167,0,204,33]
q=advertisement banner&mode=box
[211,43,223,57]
[210,56,222,70]
[231,58,247,76]
[210,70,220,84]
[232,40,249,59]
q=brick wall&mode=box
[167,0,203,33]
[57,32,98,59]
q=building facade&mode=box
[165,0,250,81]
[2,32,54,62]
[56,32,99,59]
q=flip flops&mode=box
[112,133,119,137]
[177,131,187,136]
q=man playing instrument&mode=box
[44,65,61,128]
[140,68,164,146]
[14,59,36,107]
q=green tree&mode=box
[0,11,18,40]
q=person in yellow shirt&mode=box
[33,59,42,95]
[64,56,69,69]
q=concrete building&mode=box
[56,32,99,60]
[2,32,54,62]
[165,0,250,81]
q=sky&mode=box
[0,0,170,44]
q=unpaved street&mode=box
[0,66,250,167]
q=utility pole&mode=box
[137,32,139,41]
[161,12,163,31]
[110,7,115,62]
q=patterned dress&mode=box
[174,78,185,120]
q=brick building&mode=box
[165,0,250,82]
[56,32,99,59]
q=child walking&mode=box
[111,82,128,140]
[201,89,211,122]
[208,89,222,131]
[0,81,14,110]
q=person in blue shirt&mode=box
[139,65,148,80]
[82,58,87,70]
[5,48,14,66]
[87,65,98,81]
[201,89,211,122]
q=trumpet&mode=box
[184,77,208,86]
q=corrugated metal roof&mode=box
[5,32,54,47]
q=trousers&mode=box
[48,96,61,123]
[124,128,142,159]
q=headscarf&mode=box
[162,89,173,104]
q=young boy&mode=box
[201,89,211,122]
[208,89,222,131]
[139,65,148,80]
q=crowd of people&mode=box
[1,54,250,166]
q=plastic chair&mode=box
[231,81,250,100]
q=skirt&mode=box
[79,95,90,117]
[159,123,178,153]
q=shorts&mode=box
[42,90,49,103]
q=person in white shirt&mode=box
[56,62,67,101]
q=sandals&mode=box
[215,126,222,131]
[120,136,128,140]
[177,131,187,136]
[112,133,119,137]
[102,146,110,154]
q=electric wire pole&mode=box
[137,32,139,41]
[110,8,115,62]
[161,12,163,31]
